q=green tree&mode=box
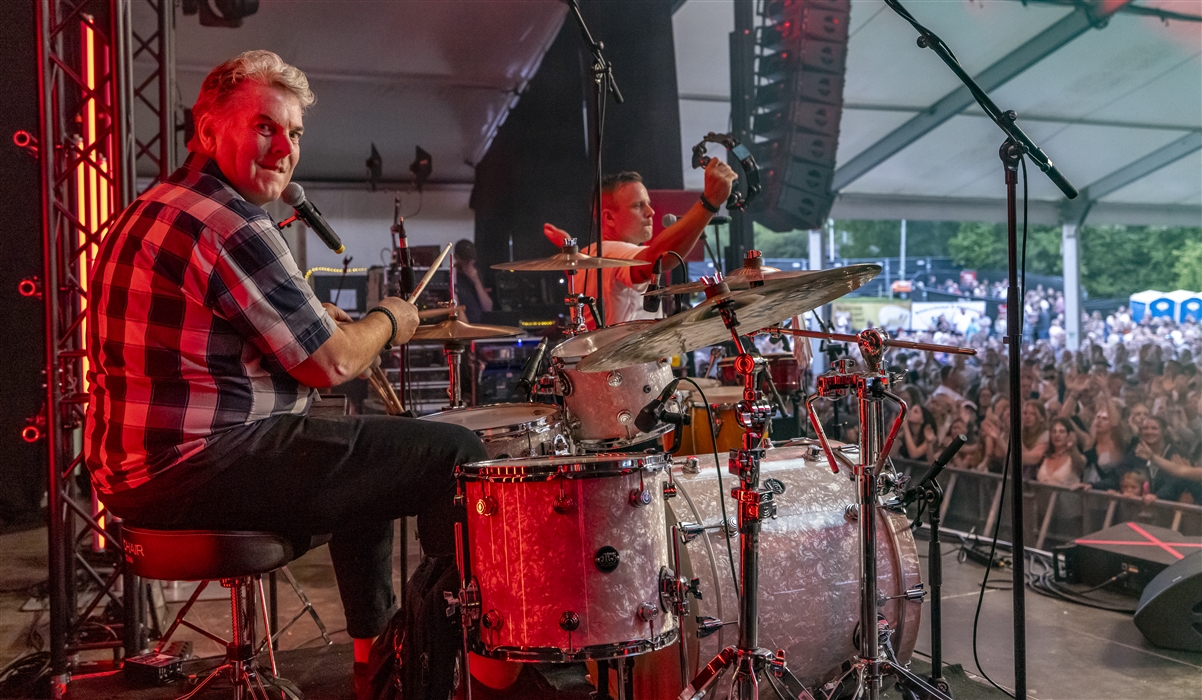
[753,222,809,258]
[1079,225,1202,297]
[947,222,1061,276]
[1174,239,1202,292]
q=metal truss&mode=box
[35,0,150,693]
[127,0,180,185]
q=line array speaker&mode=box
[752,0,850,232]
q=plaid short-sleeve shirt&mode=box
[84,153,337,495]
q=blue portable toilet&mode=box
[1169,290,1202,323]
[1129,290,1175,322]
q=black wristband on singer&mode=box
[367,306,397,350]
[699,193,721,214]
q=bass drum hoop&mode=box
[468,629,679,663]
[457,452,670,483]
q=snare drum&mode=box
[551,322,674,451]
[458,453,678,661]
[420,404,565,460]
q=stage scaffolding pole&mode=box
[37,0,174,691]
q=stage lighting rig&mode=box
[183,0,259,28]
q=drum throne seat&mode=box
[121,525,328,700]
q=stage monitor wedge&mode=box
[753,0,850,233]
[1134,551,1202,652]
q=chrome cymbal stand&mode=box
[806,329,954,700]
[681,284,814,700]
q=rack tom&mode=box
[551,321,674,451]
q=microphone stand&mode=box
[881,4,1079,695]
[565,0,623,326]
[902,434,968,696]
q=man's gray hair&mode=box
[192,50,314,127]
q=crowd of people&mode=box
[877,302,1202,506]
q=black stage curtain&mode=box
[0,2,49,527]
[472,0,684,304]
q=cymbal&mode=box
[492,250,651,272]
[645,268,813,296]
[576,264,881,372]
[410,317,523,342]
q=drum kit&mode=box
[379,238,976,700]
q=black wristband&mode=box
[699,193,721,214]
[367,306,397,350]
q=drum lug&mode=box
[482,609,504,631]
[682,456,701,474]
[629,487,652,508]
[475,495,499,517]
[636,602,658,623]
[845,504,860,521]
[558,611,580,632]
[553,493,575,514]
[606,370,623,387]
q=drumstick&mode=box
[407,243,452,304]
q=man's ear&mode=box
[600,207,615,229]
[194,114,217,155]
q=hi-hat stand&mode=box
[680,280,814,700]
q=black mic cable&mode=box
[392,197,415,298]
[643,255,664,313]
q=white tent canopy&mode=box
[674,0,1201,228]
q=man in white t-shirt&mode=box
[545,158,737,327]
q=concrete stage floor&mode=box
[1,523,1198,699]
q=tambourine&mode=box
[690,131,762,211]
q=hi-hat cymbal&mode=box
[576,264,881,372]
[492,248,651,272]
[645,268,814,296]
[410,317,523,342]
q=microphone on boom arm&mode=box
[282,183,344,254]
[643,255,664,313]
[391,196,416,299]
[634,377,683,433]
[515,338,550,399]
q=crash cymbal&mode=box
[491,242,651,272]
[645,268,813,296]
[410,317,523,342]
[576,264,881,372]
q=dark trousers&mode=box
[113,414,487,638]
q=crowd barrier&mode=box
[892,458,1202,549]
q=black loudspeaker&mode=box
[753,0,849,232]
[0,1,48,526]
[1134,551,1202,652]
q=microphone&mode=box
[634,377,682,433]
[392,204,415,298]
[903,433,967,505]
[515,338,549,398]
[282,183,344,254]
[662,213,678,227]
[643,255,663,313]
[662,213,732,227]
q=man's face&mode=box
[603,182,654,244]
[195,81,303,206]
